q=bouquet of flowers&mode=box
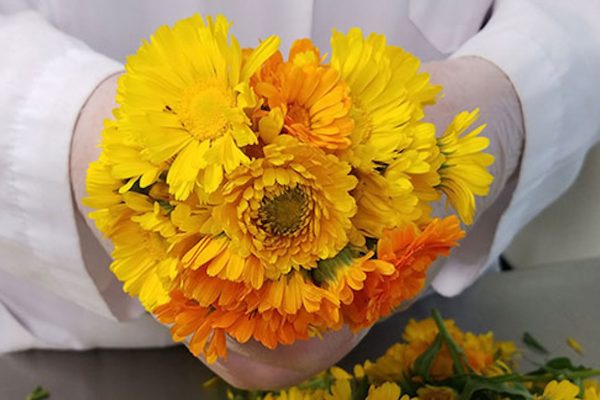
[224,310,600,400]
[85,14,494,363]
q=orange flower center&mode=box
[286,103,311,127]
[258,185,310,236]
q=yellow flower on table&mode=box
[365,382,404,400]
[417,385,458,400]
[536,380,580,400]
[584,380,600,400]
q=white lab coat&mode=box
[1,0,599,352]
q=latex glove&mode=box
[70,55,524,390]
[422,56,525,221]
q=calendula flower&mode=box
[253,40,354,150]
[109,218,173,309]
[417,386,458,400]
[117,14,280,200]
[365,382,403,400]
[436,109,494,224]
[584,380,600,400]
[363,343,411,384]
[214,135,357,277]
[155,267,341,361]
[537,380,580,400]
[351,156,421,239]
[330,28,440,170]
[343,217,464,330]
[325,379,352,400]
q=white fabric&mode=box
[0,0,599,351]
[433,0,600,295]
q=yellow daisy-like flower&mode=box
[253,40,354,151]
[330,28,440,170]
[110,224,173,310]
[437,109,494,224]
[365,382,403,400]
[537,380,580,400]
[117,14,280,200]
[584,380,600,400]
[351,157,421,239]
[214,135,357,277]
[363,343,410,384]
[417,386,458,400]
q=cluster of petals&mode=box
[85,14,493,362]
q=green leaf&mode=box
[313,247,357,284]
[459,377,532,400]
[431,309,473,375]
[413,333,443,381]
[351,377,370,400]
[26,386,50,400]
[523,332,549,354]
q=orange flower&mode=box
[154,268,343,362]
[253,40,354,150]
[343,216,464,330]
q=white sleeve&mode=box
[0,11,125,319]
[432,0,600,296]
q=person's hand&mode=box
[70,73,370,390]
[422,56,525,216]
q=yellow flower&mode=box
[330,28,440,170]
[363,343,410,384]
[117,14,280,200]
[109,218,173,309]
[537,380,580,400]
[366,382,402,400]
[214,135,357,277]
[329,29,445,236]
[253,40,354,151]
[436,109,494,224]
[417,386,458,400]
[584,380,600,400]
[325,379,352,400]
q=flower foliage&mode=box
[85,14,494,362]
[225,311,600,400]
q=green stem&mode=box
[486,369,600,384]
[431,309,472,376]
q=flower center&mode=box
[258,185,310,236]
[286,103,311,127]
[179,79,234,140]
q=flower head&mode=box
[343,217,464,330]
[437,109,494,224]
[538,380,580,400]
[214,135,357,277]
[253,40,354,150]
[330,28,440,170]
[117,14,280,199]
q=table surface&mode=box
[1,258,598,400]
